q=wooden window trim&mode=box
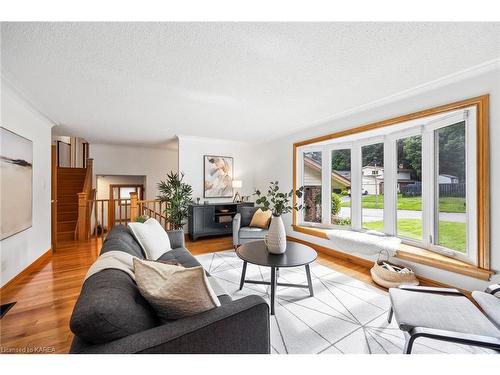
[292,95,490,275]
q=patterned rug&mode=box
[196,250,495,354]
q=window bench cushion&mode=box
[325,229,401,256]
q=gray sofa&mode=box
[233,206,269,249]
[69,225,270,354]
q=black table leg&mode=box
[239,261,247,290]
[270,267,276,315]
[305,264,314,297]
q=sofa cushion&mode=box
[239,226,267,239]
[157,247,202,268]
[70,269,158,344]
[389,288,500,338]
[240,206,260,227]
[472,291,500,327]
[101,225,145,259]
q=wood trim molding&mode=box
[292,95,490,273]
[291,225,493,280]
[0,248,52,293]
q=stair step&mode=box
[57,167,86,173]
[57,212,77,221]
[57,231,75,242]
[57,220,77,232]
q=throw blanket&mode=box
[84,251,226,296]
[325,229,401,257]
[85,251,136,281]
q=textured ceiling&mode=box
[1,22,499,145]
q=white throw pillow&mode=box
[128,218,172,260]
[133,258,221,320]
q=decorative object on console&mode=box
[0,127,33,240]
[204,155,233,198]
[157,171,193,230]
[232,179,242,202]
[254,181,304,254]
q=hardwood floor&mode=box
[0,235,381,354]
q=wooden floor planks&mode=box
[0,235,381,354]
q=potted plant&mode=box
[254,181,303,254]
[157,172,193,230]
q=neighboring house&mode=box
[303,156,351,191]
[439,174,459,184]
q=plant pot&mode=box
[264,215,287,254]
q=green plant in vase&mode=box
[254,181,303,254]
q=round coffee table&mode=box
[236,240,317,315]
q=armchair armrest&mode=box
[397,285,463,295]
[410,326,500,350]
[485,284,500,296]
[76,295,270,354]
[167,229,185,249]
[233,213,242,246]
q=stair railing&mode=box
[81,192,171,240]
[76,158,94,240]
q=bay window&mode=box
[294,96,489,269]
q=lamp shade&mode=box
[232,180,242,189]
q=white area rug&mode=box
[196,250,495,354]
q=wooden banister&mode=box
[130,192,138,222]
[75,158,94,240]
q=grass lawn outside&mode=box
[362,219,466,253]
[340,194,465,213]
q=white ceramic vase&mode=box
[264,215,287,254]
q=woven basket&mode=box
[370,250,419,288]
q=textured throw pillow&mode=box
[133,258,221,320]
[128,218,172,260]
[249,208,272,229]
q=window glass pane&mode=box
[303,151,322,223]
[119,187,135,199]
[361,143,384,230]
[331,149,351,226]
[436,122,466,253]
[396,135,422,241]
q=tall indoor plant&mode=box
[254,181,303,254]
[157,172,193,230]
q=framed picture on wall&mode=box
[203,155,233,198]
[1,127,33,240]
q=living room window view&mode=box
[298,107,475,263]
[0,16,499,364]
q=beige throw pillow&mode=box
[249,208,272,229]
[133,258,221,320]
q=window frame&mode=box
[293,95,489,270]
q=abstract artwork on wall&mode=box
[1,127,33,240]
[203,155,233,198]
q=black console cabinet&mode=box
[188,202,254,241]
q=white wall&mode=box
[177,136,256,203]
[0,80,53,288]
[254,66,500,291]
[90,140,178,200]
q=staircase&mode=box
[56,167,86,242]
